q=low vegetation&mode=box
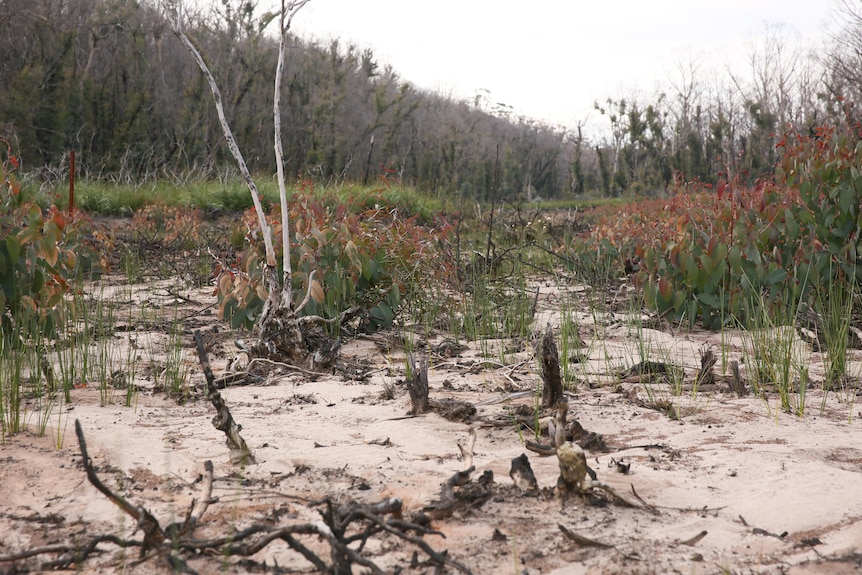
[2,117,861,440]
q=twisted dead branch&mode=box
[194,329,255,465]
[0,421,474,574]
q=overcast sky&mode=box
[285,0,839,133]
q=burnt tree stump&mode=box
[407,354,431,415]
[539,324,563,407]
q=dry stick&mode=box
[355,510,474,575]
[525,440,557,456]
[187,460,214,531]
[457,428,478,469]
[246,357,329,378]
[194,330,255,465]
[558,524,642,562]
[75,420,166,555]
[676,530,708,546]
[0,535,141,569]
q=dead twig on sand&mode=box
[1,422,473,573]
[558,524,641,561]
[194,329,255,465]
[75,420,166,556]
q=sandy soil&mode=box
[1,279,862,574]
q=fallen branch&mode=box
[5,425,472,573]
[75,420,166,556]
[558,524,641,561]
[676,530,708,546]
[194,329,255,465]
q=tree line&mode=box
[1,0,860,201]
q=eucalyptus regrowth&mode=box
[170,0,332,366]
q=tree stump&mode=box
[407,354,431,415]
[539,324,563,407]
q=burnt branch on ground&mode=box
[0,421,474,574]
[194,329,255,465]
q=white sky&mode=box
[287,0,839,133]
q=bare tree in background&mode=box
[823,0,862,121]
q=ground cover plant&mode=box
[215,182,444,334]
[589,120,861,328]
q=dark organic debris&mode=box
[609,457,631,474]
[509,453,539,492]
[424,430,492,521]
[408,353,477,422]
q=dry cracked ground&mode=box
[1,278,862,574]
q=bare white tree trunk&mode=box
[169,0,325,366]
[274,0,312,308]
[170,4,277,268]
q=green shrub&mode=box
[0,138,96,337]
[577,120,862,330]
[215,190,445,332]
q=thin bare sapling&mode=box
[169,0,341,367]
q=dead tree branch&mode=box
[3,424,473,574]
[194,330,255,464]
[75,420,166,555]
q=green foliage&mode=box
[215,190,445,332]
[580,121,862,330]
[0,140,94,336]
[777,125,862,285]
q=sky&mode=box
[286,0,840,134]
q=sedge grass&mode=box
[740,275,810,416]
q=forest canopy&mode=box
[1,0,860,200]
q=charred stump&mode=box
[694,344,717,388]
[539,323,564,407]
[509,453,539,492]
[407,354,431,415]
